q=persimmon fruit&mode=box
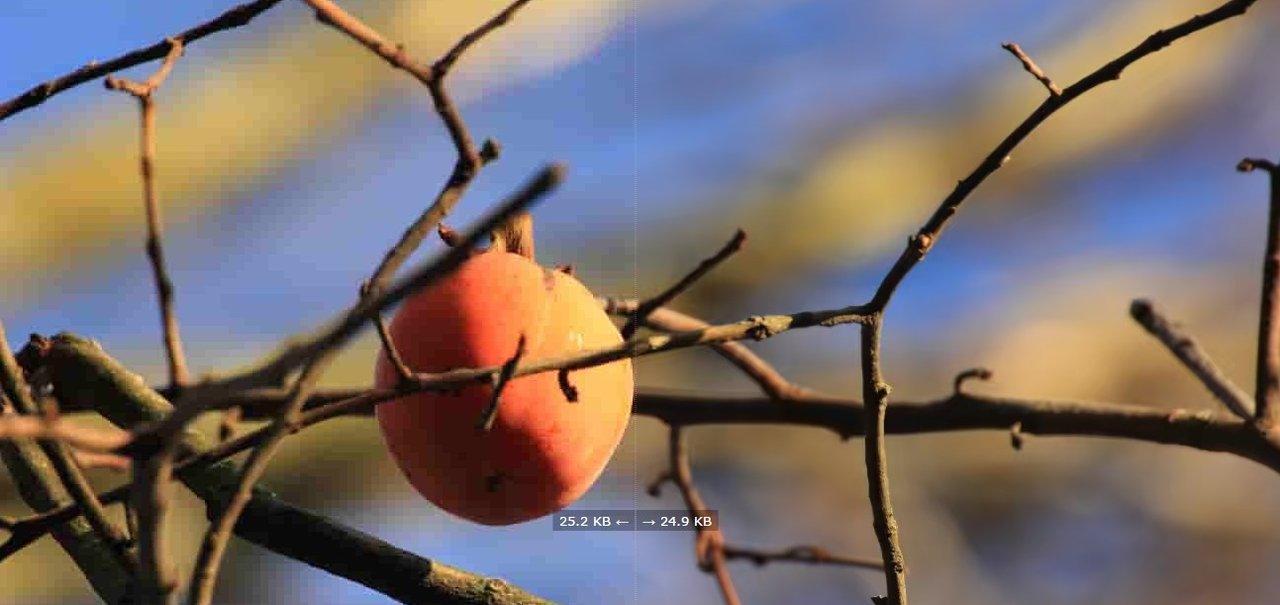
[373,213,634,525]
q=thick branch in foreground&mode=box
[0,407,134,604]
[36,334,557,605]
[0,326,134,602]
[0,326,136,578]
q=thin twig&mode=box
[860,319,908,604]
[1130,298,1252,419]
[653,419,882,588]
[0,0,286,124]
[370,312,414,384]
[666,426,742,605]
[105,38,191,390]
[870,0,1259,311]
[305,0,526,285]
[308,0,530,382]
[621,229,747,339]
[953,367,993,395]
[304,0,434,86]
[103,41,191,604]
[557,369,578,402]
[187,358,329,605]
[1001,42,1061,96]
[1239,158,1280,427]
[722,544,883,570]
[603,299,813,400]
[477,335,527,431]
[0,414,131,453]
[435,0,535,76]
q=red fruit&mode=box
[374,216,633,525]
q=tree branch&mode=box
[0,324,138,596]
[859,319,908,604]
[663,426,742,605]
[0,348,132,603]
[621,229,747,339]
[105,38,191,391]
[32,333,558,605]
[1130,298,1252,419]
[0,0,285,124]
[870,0,1259,310]
[1001,42,1061,96]
[1239,158,1280,428]
[306,0,528,382]
[851,3,1259,601]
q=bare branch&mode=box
[850,5,1259,602]
[722,544,883,570]
[187,357,329,605]
[859,319,908,604]
[0,414,131,453]
[1239,158,1280,427]
[103,41,193,603]
[105,39,191,390]
[168,164,566,428]
[0,0,285,124]
[310,0,534,381]
[435,0,535,76]
[603,299,812,400]
[304,0,433,86]
[0,403,132,601]
[1001,42,1061,96]
[871,0,1259,310]
[32,334,559,605]
[621,229,747,339]
[309,0,528,295]
[478,336,528,431]
[665,426,742,605]
[1130,298,1252,419]
[0,322,137,579]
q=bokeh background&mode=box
[4,0,1280,603]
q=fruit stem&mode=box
[491,211,536,261]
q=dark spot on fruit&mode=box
[484,473,506,492]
